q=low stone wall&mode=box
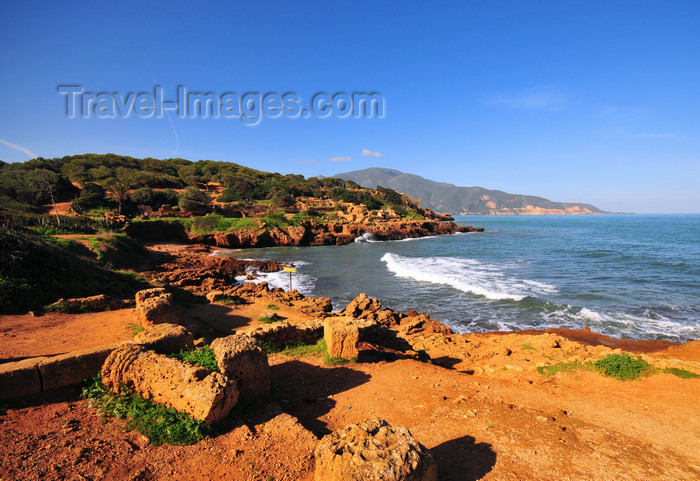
[0,323,196,401]
[247,319,324,347]
[0,343,125,400]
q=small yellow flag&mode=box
[283,266,296,273]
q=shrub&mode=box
[593,353,652,381]
[169,346,219,372]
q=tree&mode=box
[105,181,131,214]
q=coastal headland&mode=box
[1,242,698,480]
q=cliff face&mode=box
[188,220,483,248]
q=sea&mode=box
[214,214,700,343]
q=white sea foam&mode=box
[234,260,315,296]
[354,232,376,243]
[380,252,558,301]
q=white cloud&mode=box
[328,156,352,162]
[360,149,383,158]
[483,87,574,112]
[300,158,317,164]
[0,138,37,158]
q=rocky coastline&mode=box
[1,241,699,480]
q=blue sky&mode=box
[1,1,699,213]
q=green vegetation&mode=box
[521,343,535,351]
[82,375,209,446]
[126,323,146,336]
[662,367,700,379]
[191,214,256,234]
[592,353,652,381]
[169,346,219,372]
[259,338,355,365]
[44,301,93,314]
[217,295,247,306]
[266,304,280,310]
[0,227,149,314]
[536,361,586,378]
[258,315,283,324]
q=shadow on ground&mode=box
[431,435,497,480]
[269,359,371,437]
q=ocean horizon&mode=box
[216,214,700,343]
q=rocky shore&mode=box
[1,242,698,481]
[151,219,484,248]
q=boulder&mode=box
[135,287,168,305]
[315,417,437,481]
[133,323,195,354]
[343,293,382,319]
[134,290,183,327]
[102,345,237,424]
[210,333,271,402]
[324,317,360,360]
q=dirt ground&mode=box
[1,247,699,480]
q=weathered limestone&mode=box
[0,357,46,400]
[324,316,360,360]
[134,288,183,327]
[38,343,125,391]
[133,323,194,354]
[46,294,129,312]
[101,345,238,424]
[210,333,271,402]
[315,417,438,481]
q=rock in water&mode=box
[315,417,437,481]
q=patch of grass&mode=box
[126,323,146,336]
[261,338,354,365]
[43,301,93,314]
[258,315,283,324]
[190,214,256,234]
[593,353,652,381]
[266,303,280,310]
[521,343,535,351]
[170,346,219,372]
[82,375,209,446]
[662,367,699,379]
[536,361,584,378]
[217,295,246,306]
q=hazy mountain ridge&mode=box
[333,167,607,215]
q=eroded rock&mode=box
[210,333,271,402]
[101,345,237,424]
[134,289,183,327]
[133,323,195,354]
[324,317,360,360]
[315,417,437,481]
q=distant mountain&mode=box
[332,167,607,215]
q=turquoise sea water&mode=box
[216,214,700,342]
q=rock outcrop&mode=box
[133,288,183,327]
[343,294,452,336]
[101,345,238,424]
[133,323,195,354]
[190,220,482,249]
[46,295,130,312]
[315,417,437,481]
[210,334,271,402]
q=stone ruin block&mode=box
[210,333,271,402]
[133,323,195,354]
[315,417,437,481]
[101,345,237,425]
[134,288,183,328]
[324,316,360,360]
